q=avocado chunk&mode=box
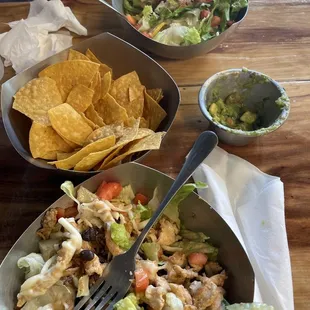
[240,111,257,124]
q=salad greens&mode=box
[124,0,248,46]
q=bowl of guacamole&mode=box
[198,68,290,146]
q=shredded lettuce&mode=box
[39,239,60,261]
[17,253,44,279]
[60,181,80,208]
[163,293,183,310]
[164,240,218,259]
[77,275,90,297]
[226,303,274,310]
[139,5,159,32]
[124,0,141,14]
[179,229,209,242]
[77,186,97,203]
[141,242,161,261]
[21,284,75,310]
[154,23,189,46]
[183,27,201,45]
[114,185,135,204]
[114,293,141,310]
[163,182,207,226]
[110,223,132,250]
[135,202,152,221]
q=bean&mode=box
[80,250,95,261]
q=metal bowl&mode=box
[110,0,248,59]
[1,33,180,174]
[198,69,290,146]
[0,162,254,308]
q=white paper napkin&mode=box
[192,146,294,310]
[0,0,87,74]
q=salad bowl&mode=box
[108,0,249,59]
[0,162,254,309]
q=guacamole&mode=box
[208,92,259,131]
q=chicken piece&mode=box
[184,306,198,310]
[147,228,158,243]
[123,213,133,234]
[82,240,95,251]
[204,262,223,277]
[155,276,171,292]
[158,218,179,246]
[189,278,217,310]
[37,209,58,240]
[84,254,106,276]
[166,263,198,285]
[105,228,124,256]
[144,285,167,310]
[136,260,159,281]
[206,287,224,310]
[210,271,227,287]
[168,252,187,268]
[169,283,193,305]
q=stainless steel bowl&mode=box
[109,0,248,59]
[198,69,290,146]
[0,162,254,308]
[1,33,180,174]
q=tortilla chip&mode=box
[92,72,101,104]
[85,104,105,127]
[102,132,165,170]
[89,72,99,90]
[80,113,99,130]
[125,85,144,118]
[85,49,112,77]
[48,103,93,146]
[101,71,112,99]
[57,150,80,160]
[29,122,72,160]
[110,71,141,109]
[13,77,62,125]
[68,49,90,61]
[97,127,153,169]
[66,84,94,113]
[61,136,79,149]
[85,124,124,145]
[139,117,149,128]
[74,119,139,171]
[48,135,116,170]
[39,60,99,101]
[95,94,128,125]
[146,89,163,102]
[143,90,167,131]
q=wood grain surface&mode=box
[0,0,309,308]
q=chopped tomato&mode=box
[134,193,148,205]
[142,32,152,38]
[211,16,221,27]
[188,253,208,267]
[227,20,235,27]
[96,182,122,200]
[135,269,149,293]
[56,207,65,220]
[126,14,136,26]
[134,24,141,30]
[64,205,78,218]
[200,9,210,19]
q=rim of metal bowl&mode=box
[198,68,290,137]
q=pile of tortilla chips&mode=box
[12,49,167,171]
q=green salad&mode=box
[15,179,274,310]
[123,0,248,46]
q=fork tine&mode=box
[74,277,106,310]
[105,291,125,310]
[94,287,118,310]
[84,281,112,310]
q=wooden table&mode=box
[0,0,309,308]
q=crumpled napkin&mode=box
[0,0,87,74]
[192,146,294,310]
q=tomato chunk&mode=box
[188,253,208,267]
[96,182,122,200]
[134,193,148,205]
[64,205,78,218]
[135,269,149,293]
[56,207,65,220]
[126,14,136,25]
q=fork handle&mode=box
[127,131,218,256]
